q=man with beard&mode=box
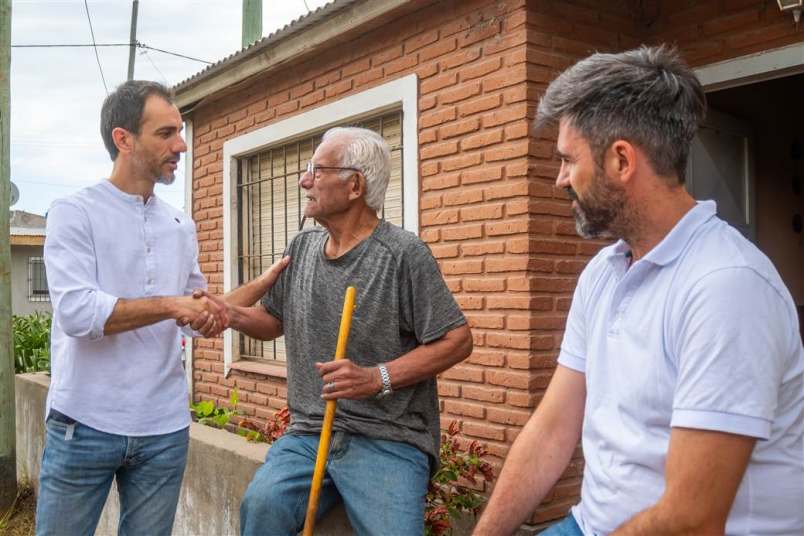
[35,81,270,535]
[474,46,804,535]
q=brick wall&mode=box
[187,0,804,528]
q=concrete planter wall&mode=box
[15,373,352,535]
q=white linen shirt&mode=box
[44,180,205,436]
[559,201,804,535]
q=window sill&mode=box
[229,360,287,380]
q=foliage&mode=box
[425,421,495,536]
[13,311,51,374]
[190,390,240,428]
[238,407,290,443]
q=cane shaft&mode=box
[302,286,356,536]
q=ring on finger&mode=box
[326,381,336,391]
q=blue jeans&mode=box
[539,514,584,535]
[36,410,189,536]
[240,432,430,536]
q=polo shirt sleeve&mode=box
[45,199,118,340]
[558,275,587,373]
[671,267,792,439]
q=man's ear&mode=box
[112,127,134,156]
[348,172,365,201]
[606,139,637,185]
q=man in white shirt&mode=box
[474,46,804,535]
[36,81,285,536]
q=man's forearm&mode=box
[103,296,179,335]
[229,305,283,341]
[383,324,472,390]
[224,256,290,307]
[473,414,577,535]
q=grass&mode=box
[0,486,36,536]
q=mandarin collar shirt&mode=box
[560,201,804,535]
[44,180,206,436]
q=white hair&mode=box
[322,126,391,212]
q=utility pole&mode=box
[126,0,139,80]
[0,0,16,512]
[242,0,262,49]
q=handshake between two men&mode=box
[174,256,291,338]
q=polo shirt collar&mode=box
[604,200,717,268]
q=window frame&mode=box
[221,74,419,376]
[28,256,50,302]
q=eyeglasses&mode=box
[305,160,362,177]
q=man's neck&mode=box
[108,160,155,203]
[622,182,696,262]
[319,208,380,259]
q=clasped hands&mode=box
[174,291,230,338]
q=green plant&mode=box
[425,421,495,536]
[13,311,52,374]
[190,390,240,428]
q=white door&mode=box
[686,108,756,240]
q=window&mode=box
[28,257,49,302]
[221,74,418,374]
[237,111,403,362]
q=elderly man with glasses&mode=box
[203,126,473,535]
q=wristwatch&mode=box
[376,364,393,398]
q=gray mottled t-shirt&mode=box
[261,220,466,468]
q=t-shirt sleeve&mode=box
[557,273,587,373]
[400,240,466,344]
[670,267,793,439]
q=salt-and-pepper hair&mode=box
[536,45,706,184]
[322,127,391,212]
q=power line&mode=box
[140,49,168,85]
[137,44,212,64]
[82,0,108,94]
[12,42,213,64]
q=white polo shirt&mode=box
[559,201,804,535]
[44,180,205,436]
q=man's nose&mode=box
[299,170,313,189]
[175,135,188,153]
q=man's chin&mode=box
[156,173,176,185]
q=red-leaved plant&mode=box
[238,407,290,443]
[425,421,495,536]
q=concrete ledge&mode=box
[15,373,352,535]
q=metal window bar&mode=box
[236,110,403,362]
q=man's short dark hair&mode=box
[536,45,706,184]
[100,80,174,161]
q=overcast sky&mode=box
[10,0,331,216]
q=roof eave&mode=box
[173,0,420,112]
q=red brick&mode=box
[487,407,531,426]
[422,173,460,191]
[459,94,502,117]
[443,188,484,206]
[420,107,457,128]
[441,224,483,241]
[438,382,461,398]
[463,277,505,292]
[300,89,325,108]
[462,57,503,81]
[421,208,459,226]
[429,244,459,259]
[442,153,482,172]
[461,241,505,257]
[486,257,554,273]
[507,390,542,408]
[354,67,384,87]
[441,365,484,383]
[440,81,482,104]
[373,45,403,66]
[458,20,501,48]
[421,161,439,177]
[462,385,506,403]
[341,58,371,77]
[462,166,503,185]
[441,259,483,275]
[487,296,553,311]
[444,400,486,419]
[276,100,299,116]
[485,140,530,162]
[463,421,506,441]
[441,48,482,71]
[482,103,529,127]
[384,55,418,76]
[455,295,484,310]
[439,117,480,139]
[290,81,314,99]
[420,140,459,160]
[486,369,530,389]
[419,37,458,62]
[405,29,439,53]
[461,204,504,222]
[466,314,505,330]
[461,129,504,150]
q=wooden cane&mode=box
[302,286,356,536]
